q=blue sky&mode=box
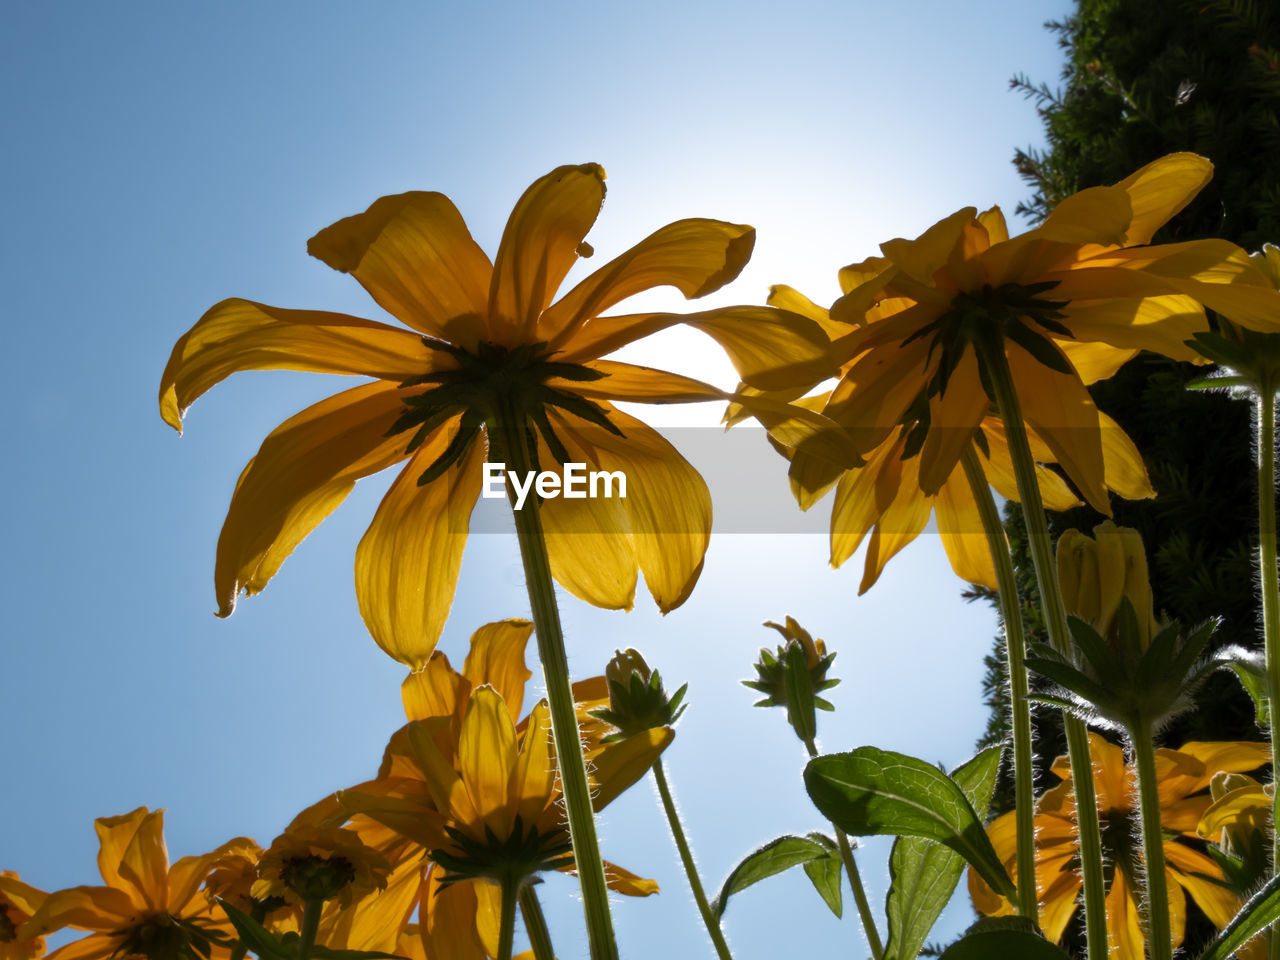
[3,1,1070,956]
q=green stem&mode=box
[805,737,885,960]
[1129,713,1173,960]
[974,333,1108,960]
[1256,385,1280,960]
[296,898,321,960]
[497,876,519,960]
[652,758,734,960]
[960,445,1038,922]
[492,405,618,960]
[518,884,556,960]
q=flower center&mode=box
[115,915,217,960]
[429,815,572,887]
[387,339,623,486]
[280,854,357,903]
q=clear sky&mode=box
[3,1,1070,956]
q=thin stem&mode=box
[805,737,885,960]
[497,876,519,960]
[296,898,321,960]
[493,405,618,960]
[518,884,556,960]
[974,333,1108,960]
[960,445,1039,922]
[651,758,734,960]
[1256,385,1280,960]
[1129,714,1173,960]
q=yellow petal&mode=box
[457,687,519,839]
[22,887,136,936]
[829,435,901,568]
[320,851,423,953]
[401,653,469,723]
[977,207,1009,245]
[879,207,977,284]
[1114,153,1213,247]
[1054,293,1206,363]
[488,164,606,344]
[215,381,411,617]
[1154,741,1270,800]
[1056,338,1137,384]
[836,255,892,296]
[541,217,754,345]
[159,300,434,432]
[461,620,534,726]
[563,359,726,404]
[589,727,674,812]
[1035,185,1132,246]
[1106,870,1147,960]
[92,808,148,902]
[556,406,712,613]
[513,702,555,830]
[602,861,659,897]
[978,419,1082,512]
[407,719,478,828]
[935,469,997,590]
[338,780,446,851]
[824,336,935,455]
[859,451,932,594]
[354,422,484,668]
[306,191,492,347]
[1165,841,1237,930]
[1005,340,1109,514]
[116,809,168,913]
[919,345,988,495]
[421,873,489,960]
[767,284,854,341]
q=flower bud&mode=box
[1057,521,1159,650]
[591,648,686,741]
[744,617,839,744]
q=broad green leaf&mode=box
[711,834,829,918]
[1198,870,1280,960]
[804,746,1016,900]
[801,831,843,918]
[884,747,1003,960]
[216,899,291,960]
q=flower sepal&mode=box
[744,618,840,744]
[428,817,573,889]
[590,648,687,742]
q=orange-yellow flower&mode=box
[20,809,246,960]
[0,873,47,960]
[160,165,834,668]
[969,734,1269,960]
[794,153,1280,521]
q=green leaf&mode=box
[711,835,829,918]
[884,747,1002,960]
[801,832,843,918]
[215,900,291,960]
[1219,646,1270,729]
[804,747,1016,901]
[1197,870,1280,960]
[938,918,1073,960]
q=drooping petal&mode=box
[1114,153,1213,247]
[541,218,754,345]
[1105,870,1146,960]
[354,421,485,668]
[824,336,936,455]
[43,934,119,960]
[407,720,479,830]
[601,861,659,897]
[1098,412,1155,501]
[556,406,711,613]
[1034,185,1132,247]
[1164,841,1238,929]
[159,300,435,431]
[338,779,446,850]
[22,887,136,936]
[1005,340,1109,514]
[767,284,854,340]
[457,687,519,839]
[829,434,901,568]
[935,469,997,589]
[215,381,412,617]
[306,191,493,346]
[859,450,932,594]
[588,727,674,812]
[460,620,534,725]
[977,419,1082,512]
[919,345,988,495]
[421,873,490,960]
[401,653,469,723]
[488,164,606,344]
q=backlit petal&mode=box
[602,861,659,897]
[354,421,484,668]
[935,470,997,589]
[216,383,412,618]
[458,687,519,838]
[829,435,901,568]
[859,451,931,594]
[1035,185,1131,246]
[1114,153,1213,247]
[320,851,423,952]
[22,887,136,936]
[589,727,674,812]
[421,873,489,960]
[1054,293,1205,363]
[117,810,168,912]
[563,359,726,404]
[919,345,988,495]
[1106,870,1146,960]
[879,207,977,284]
[159,300,433,431]
[977,420,1082,511]
[461,620,534,725]
[1165,841,1237,929]
[513,702,555,830]
[401,653,469,723]
[541,218,754,345]
[307,191,492,345]
[489,164,606,344]
[92,809,148,904]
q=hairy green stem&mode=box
[961,445,1038,922]
[975,333,1108,960]
[519,884,556,960]
[1257,385,1280,960]
[497,876,518,960]
[296,898,321,960]
[805,737,885,960]
[652,758,734,960]
[1129,714,1173,960]
[493,405,618,960]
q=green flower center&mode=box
[281,855,357,903]
[429,816,572,887]
[387,339,622,486]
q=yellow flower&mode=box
[252,825,390,909]
[803,153,1280,517]
[969,734,1270,960]
[1057,520,1160,649]
[160,164,834,667]
[0,873,47,960]
[750,284,1151,593]
[21,809,247,960]
[1198,771,1273,858]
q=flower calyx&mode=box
[115,914,229,960]
[744,617,839,744]
[590,648,688,742]
[386,338,624,486]
[428,816,572,889]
